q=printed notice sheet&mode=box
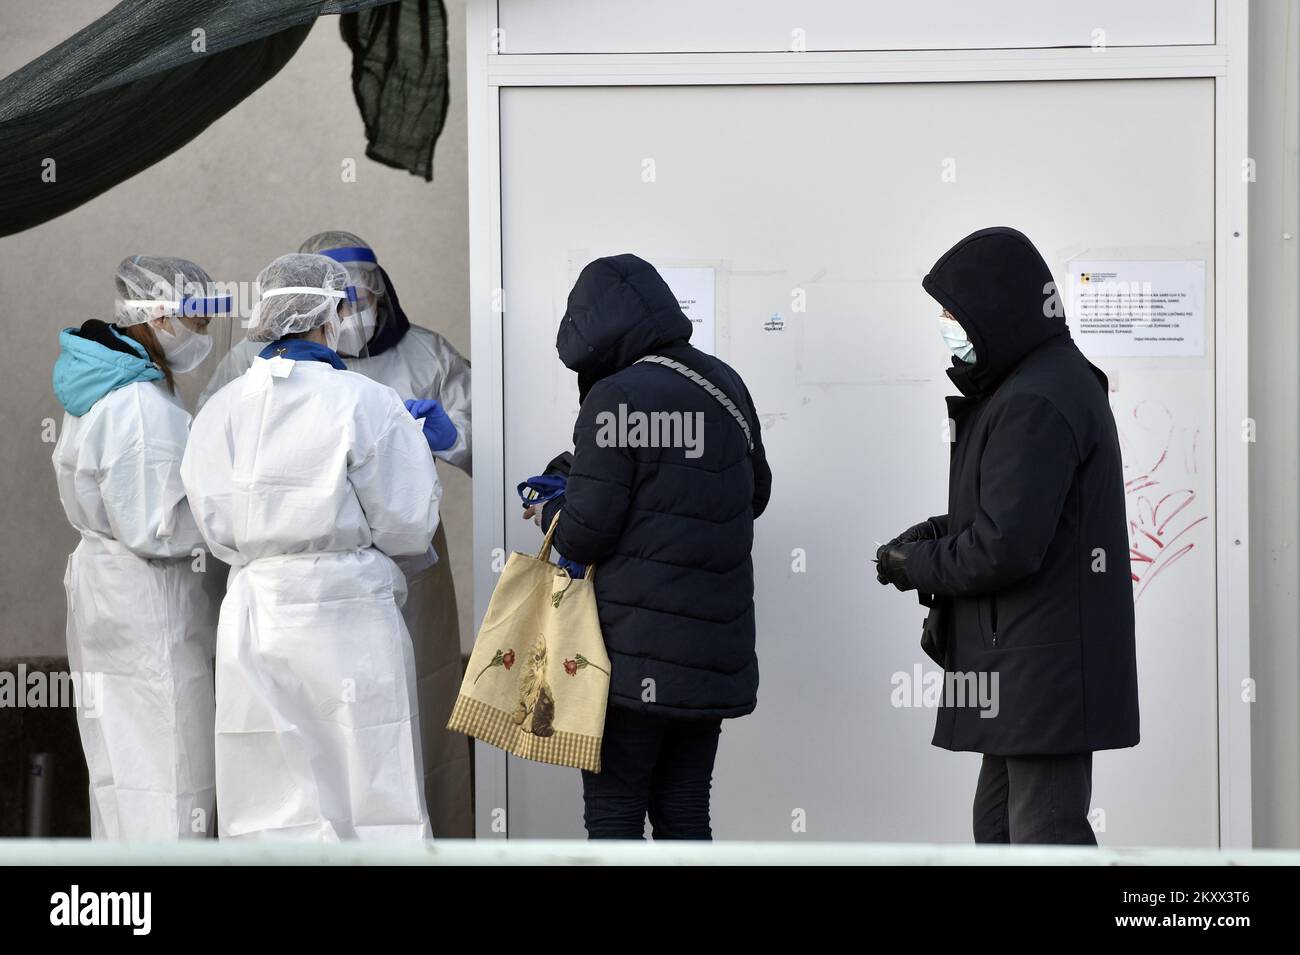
[660,267,716,354]
[1068,260,1206,357]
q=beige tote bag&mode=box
[446,515,611,772]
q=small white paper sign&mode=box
[660,267,715,354]
[1068,260,1206,357]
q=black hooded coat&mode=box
[543,254,772,720]
[903,227,1139,755]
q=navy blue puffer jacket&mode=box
[544,254,772,720]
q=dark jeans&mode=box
[581,705,723,840]
[972,752,1097,845]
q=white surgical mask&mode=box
[322,313,342,352]
[154,318,212,373]
[938,314,976,363]
[335,304,376,357]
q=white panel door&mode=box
[497,77,1217,844]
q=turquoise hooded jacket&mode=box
[52,326,163,417]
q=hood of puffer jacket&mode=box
[556,254,694,401]
[52,320,162,416]
[922,227,1072,396]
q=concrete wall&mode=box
[0,0,473,659]
[1248,0,1300,849]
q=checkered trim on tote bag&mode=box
[448,695,603,773]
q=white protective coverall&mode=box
[52,379,217,839]
[182,355,442,840]
[198,327,472,836]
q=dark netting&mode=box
[342,0,449,181]
[0,0,448,237]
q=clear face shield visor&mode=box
[334,285,380,359]
[316,247,388,359]
[116,289,231,372]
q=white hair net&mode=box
[299,230,386,297]
[247,253,350,343]
[114,256,224,327]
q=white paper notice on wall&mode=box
[1067,259,1206,357]
[660,267,715,354]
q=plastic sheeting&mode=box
[0,0,449,238]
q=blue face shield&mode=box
[178,295,233,318]
[316,246,411,356]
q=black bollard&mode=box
[25,752,52,837]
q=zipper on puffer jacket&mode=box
[991,595,999,647]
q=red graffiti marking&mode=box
[1117,400,1207,601]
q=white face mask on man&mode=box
[938,313,976,364]
[154,318,213,373]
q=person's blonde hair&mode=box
[117,322,176,393]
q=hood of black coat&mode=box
[922,227,1070,396]
[557,254,694,400]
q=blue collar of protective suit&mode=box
[258,338,348,369]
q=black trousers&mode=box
[972,752,1097,845]
[581,706,723,840]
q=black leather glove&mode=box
[886,517,944,549]
[875,542,916,592]
[543,451,573,479]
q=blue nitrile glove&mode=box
[404,398,458,452]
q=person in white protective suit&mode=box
[182,253,442,840]
[196,231,473,837]
[51,255,229,839]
